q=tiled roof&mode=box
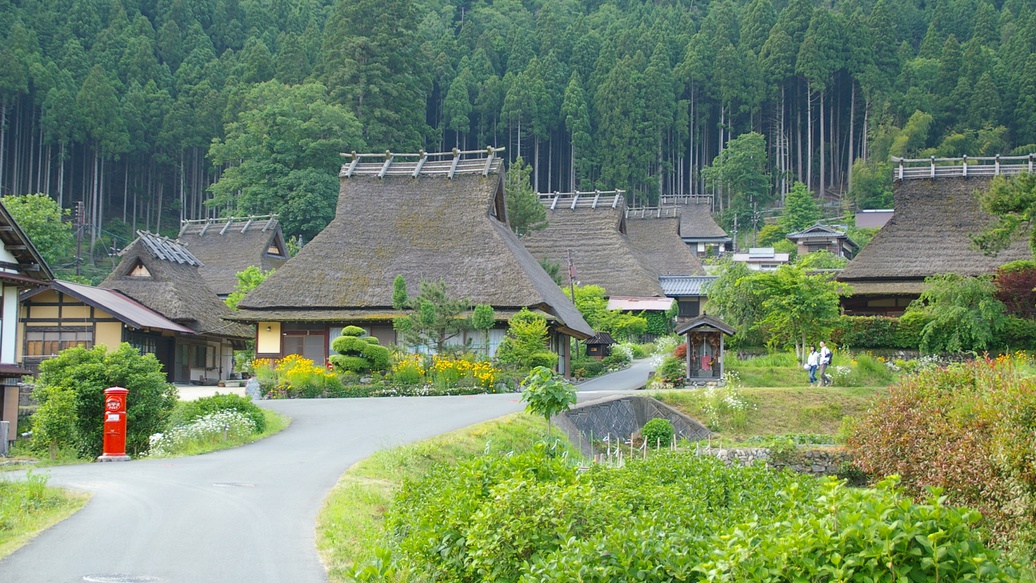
[659,275,717,296]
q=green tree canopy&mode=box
[505,156,547,237]
[1,193,74,270]
[906,273,1007,353]
[207,81,364,241]
[971,172,1036,257]
[391,278,472,354]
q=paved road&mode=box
[0,362,651,583]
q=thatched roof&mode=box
[179,215,288,296]
[625,211,705,276]
[659,195,730,241]
[101,232,252,339]
[521,192,664,297]
[839,177,1031,283]
[0,198,53,283]
[235,149,593,339]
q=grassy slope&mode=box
[0,480,90,560]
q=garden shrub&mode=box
[1001,316,1036,351]
[672,342,687,359]
[641,418,673,448]
[147,410,257,457]
[329,326,390,374]
[173,393,266,433]
[848,356,1036,559]
[495,308,557,371]
[363,451,1018,582]
[391,353,426,386]
[32,343,177,457]
[654,355,686,385]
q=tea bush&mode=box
[360,451,1018,582]
[848,355,1036,560]
[641,418,674,448]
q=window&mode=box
[25,330,93,357]
[194,344,210,368]
[127,260,151,277]
[125,330,158,355]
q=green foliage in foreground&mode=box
[32,344,178,457]
[356,451,1018,582]
[0,471,88,559]
[849,356,1036,561]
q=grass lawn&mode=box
[0,472,90,560]
[653,384,887,442]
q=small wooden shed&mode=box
[675,314,736,383]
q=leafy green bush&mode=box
[654,355,685,385]
[641,418,673,448]
[32,344,178,457]
[495,308,558,371]
[172,393,266,433]
[361,451,1018,582]
[849,355,1036,559]
[520,367,576,436]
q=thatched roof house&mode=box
[659,195,732,255]
[521,191,665,298]
[179,215,289,297]
[0,199,52,442]
[838,176,1031,315]
[625,207,706,276]
[100,231,253,382]
[233,148,592,375]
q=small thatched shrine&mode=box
[233,148,593,377]
[100,231,253,383]
[625,207,706,276]
[838,175,1031,315]
[675,314,736,383]
[179,215,289,298]
[521,191,665,298]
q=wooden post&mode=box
[962,155,968,177]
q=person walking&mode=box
[818,341,833,386]
[806,345,820,386]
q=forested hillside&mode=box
[1,0,1033,263]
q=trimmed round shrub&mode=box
[641,418,674,447]
[329,327,390,373]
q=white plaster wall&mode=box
[1,284,19,364]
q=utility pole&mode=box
[75,201,84,277]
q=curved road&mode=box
[0,360,651,583]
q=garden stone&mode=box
[245,378,262,401]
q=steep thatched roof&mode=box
[101,232,252,339]
[179,215,288,296]
[625,210,705,276]
[659,195,730,241]
[839,177,1031,284]
[521,192,664,297]
[235,149,592,339]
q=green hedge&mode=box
[829,314,928,349]
[831,314,1036,351]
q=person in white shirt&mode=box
[818,341,833,386]
[806,345,820,386]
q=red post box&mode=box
[97,387,131,462]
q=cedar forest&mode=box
[0,0,1032,273]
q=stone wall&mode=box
[697,446,851,477]
[557,395,711,458]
